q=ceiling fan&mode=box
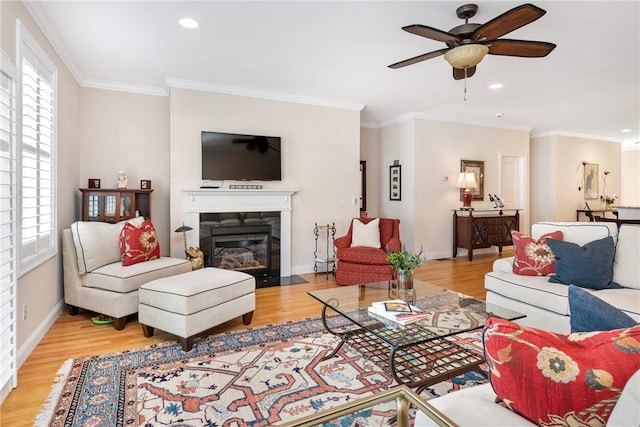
[389,3,556,80]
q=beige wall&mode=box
[376,117,530,259]
[359,126,380,217]
[78,89,171,252]
[531,134,622,223]
[621,147,640,206]
[168,88,361,273]
[379,119,416,249]
[412,119,530,259]
[2,1,80,359]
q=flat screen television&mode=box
[201,131,282,181]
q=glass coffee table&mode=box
[278,384,455,427]
[308,279,524,393]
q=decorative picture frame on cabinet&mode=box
[88,178,101,189]
[389,164,401,201]
[460,160,484,201]
[583,163,599,199]
[140,180,152,190]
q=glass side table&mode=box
[276,384,456,427]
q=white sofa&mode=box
[63,219,192,330]
[485,221,640,334]
[417,369,640,426]
[415,222,640,426]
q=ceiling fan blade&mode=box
[453,66,476,80]
[488,39,556,57]
[402,24,461,44]
[472,4,546,41]
[388,48,449,69]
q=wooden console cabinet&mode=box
[452,209,519,261]
[80,188,153,223]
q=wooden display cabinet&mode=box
[452,209,519,261]
[80,188,153,223]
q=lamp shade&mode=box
[444,44,489,69]
[456,172,478,189]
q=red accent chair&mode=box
[334,217,402,285]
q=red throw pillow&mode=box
[119,219,160,266]
[483,318,640,426]
[512,230,563,276]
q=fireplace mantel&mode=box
[182,189,296,276]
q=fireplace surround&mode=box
[182,189,295,285]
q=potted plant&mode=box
[387,247,425,288]
[600,194,618,211]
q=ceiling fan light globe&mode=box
[444,44,489,68]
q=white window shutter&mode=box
[0,52,18,403]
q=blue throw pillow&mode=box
[547,236,618,290]
[568,285,637,332]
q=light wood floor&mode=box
[1,249,510,426]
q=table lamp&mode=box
[456,172,478,209]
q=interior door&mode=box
[499,154,527,229]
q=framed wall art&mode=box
[583,163,599,199]
[389,164,401,201]
[460,160,484,201]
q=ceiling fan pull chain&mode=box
[464,67,468,101]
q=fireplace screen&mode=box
[212,231,271,274]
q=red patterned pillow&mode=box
[483,318,640,426]
[512,230,563,276]
[119,219,160,266]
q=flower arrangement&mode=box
[600,193,618,205]
[387,246,425,273]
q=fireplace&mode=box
[182,189,295,286]
[200,213,280,282]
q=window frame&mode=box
[16,20,58,276]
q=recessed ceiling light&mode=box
[489,83,503,90]
[495,113,504,118]
[179,18,199,29]
[621,129,632,133]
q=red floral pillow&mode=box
[119,219,160,266]
[512,230,563,276]
[483,318,640,426]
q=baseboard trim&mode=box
[17,299,64,369]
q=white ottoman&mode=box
[138,267,256,351]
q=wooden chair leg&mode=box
[141,324,154,338]
[242,311,254,325]
[113,316,127,330]
[180,336,194,352]
[68,305,79,316]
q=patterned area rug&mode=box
[36,317,486,426]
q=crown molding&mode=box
[21,0,84,85]
[532,130,622,144]
[380,112,533,133]
[166,78,365,112]
[82,79,168,97]
[622,140,640,151]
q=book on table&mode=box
[367,299,428,325]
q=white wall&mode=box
[78,89,171,252]
[168,88,361,274]
[2,1,80,359]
